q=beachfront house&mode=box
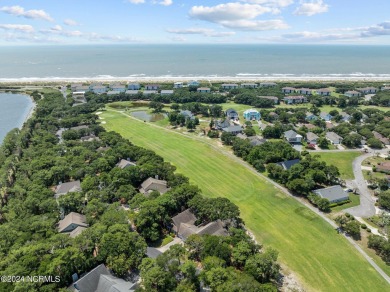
[344,90,361,98]
[71,83,83,92]
[260,82,277,87]
[241,83,258,88]
[284,96,307,104]
[92,86,107,94]
[305,112,318,121]
[221,83,239,90]
[128,83,141,90]
[243,109,261,121]
[282,87,295,94]
[110,84,126,92]
[320,112,333,121]
[326,132,343,145]
[174,82,183,88]
[225,108,239,120]
[284,130,302,143]
[357,87,378,94]
[188,80,199,87]
[161,90,174,96]
[145,84,160,90]
[197,87,211,93]
[316,88,331,96]
[259,96,279,104]
[306,132,319,145]
[297,88,313,95]
[75,86,90,92]
[313,185,349,203]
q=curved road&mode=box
[111,109,390,285]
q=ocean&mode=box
[0,45,390,81]
[0,93,34,143]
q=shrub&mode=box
[361,224,367,229]
[367,228,371,233]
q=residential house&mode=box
[241,83,258,88]
[236,133,247,140]
[126,90,140,95]
[72,91,85,99]
[305,112,318,121]
[70,264,137,292]
[92,86,107,94]
[344,90,361,98]
[377,161,390,174]
[171,209,228,240]
[215,118,230,130]
[326,132,343,145]
[325,122,335,129]
[247,136,267,146]
[221,83,239,90]
[75,86,90,92]
[55,181,82,199]
[284,130,303,143]
[107,90,120,96]
[306,132,319,144]
[282,87,295,94]
[313,185,349,203]
[69,226,88,238]
[297,88,313,95]
[139,177,169,195]
[320,112,333,121]
[277,159,300,170]
[143,90,157,95]
[225,108,239,120]
[260,82,277,87]
[268,112,279,119]
[80,135,100,142]
[188,80,199,87]
[357,87,378,94]
[71,83,83,92]
[381,86,390,91]
[116,159,136,169]
[259,96,278,104]
[58,212,89,233]
[173,82,183,88]
[197,87,211,93]
[300,123,316,130]
[89,83,103,90]
[222,125,243,135]
[180,110,195,120]
[145,84,159,90]
[316,88,331,96]
[340,112,351,122]
[373,131,390,145]
[284,96,307,104]
[127,83,141,90]
[110,84,126,92]
[243,109,261,121]
[161,90,174,95]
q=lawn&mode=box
[101,108,389,291]
[331,193,361,212]
[316,151,362,179]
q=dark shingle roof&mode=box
[172,209,197,233]
[277,159,300,170]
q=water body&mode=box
[0,45,390,81]
[0,93,34,143]
[130,111,166,122]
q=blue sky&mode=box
[0,0,390,45]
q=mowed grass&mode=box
[101,108,389,292]
[316,151,362,179]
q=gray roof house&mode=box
[283,96,307,104]
[139,177,169,195]
[180,110,195,120]
[277,159,300,170]
[247,136,267,146]
[306,132,319,144]
[171,209,229,240]
[70,264,137,292]
[241,83,258,88]
[69,226,88,238]
[344,90,361,98]
[313,185,349,203]
[222,125,243,135]
[55,181,82,199]
[284,130,303,143]
[225,108,239,120]
[58,212,89,233]
[316,88,331,96]
[216,118,230,130]
[221,83,239,90]
[340,112,351,122]
[116,159,137,169]
[326,132,343,145]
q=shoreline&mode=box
[0,76,390,85]
[22,95,36,127]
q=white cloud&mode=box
[128,0,145,4]
[64,19,79,26]
[167,27,236,37]
[0,24,34,33]
[243,0,294,7]
[157,0,173,6]
[0,5,53,22]
[220,19,289,31]
[294,0,328,16]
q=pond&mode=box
[130,111,167,122]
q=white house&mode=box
[344,90,361,98]
[297,88,313,95]
[326,132,343,145]
[284,96,307,104]
[197,87,211,93]
[282,87,295,94]
[357,87,377,94]
[317,88,331,96]
[174,82,183,88]
[284,130,303,143]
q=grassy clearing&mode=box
[101,107,389,291]
[316,152,362,179]
[331,193,360,212]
